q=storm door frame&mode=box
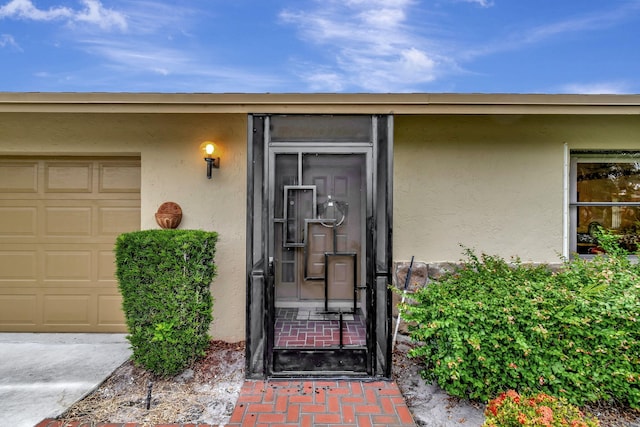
[246,114,394,379]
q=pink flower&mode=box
[506,389,521,404]
[486,392,507,416]
[518,412,528,424]
[536,405,554,426]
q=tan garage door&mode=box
[0,157,140,332]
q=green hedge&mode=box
[115,229,218,376]
[400,242,640,408]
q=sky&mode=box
[0,0,639,94]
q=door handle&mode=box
[268,257,275,277]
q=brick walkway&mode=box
[228,380,415,426]
[37,379,416,427]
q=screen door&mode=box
[246,115,393,377]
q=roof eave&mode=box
[0,92,639,114]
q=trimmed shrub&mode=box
[115,229,218,376]
[400,243,640,408]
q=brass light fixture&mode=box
[202,141,220,179]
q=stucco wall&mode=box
[394,114,640,264]
[0,112,247,341]
[3,110,640,340]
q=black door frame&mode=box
[245,114,393,379]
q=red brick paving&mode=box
[274,313,367,348]
[274,318,367,347]
[227,380,415,427]
[38,379,416,427]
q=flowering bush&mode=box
[400,241,640,407]
[483,390,600,427]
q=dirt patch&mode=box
[393,336,485,426]
[58,340,245,426]
[58,337,639,426]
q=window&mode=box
[571,152,640,255]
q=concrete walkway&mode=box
[0,333,131,427]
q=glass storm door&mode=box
[246,115,393,378]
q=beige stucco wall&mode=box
[394,114,640,264]
[0,112,247,341]
[3,108,639,340]
[394,114,564,264]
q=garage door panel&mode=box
[99,206,141,235]
[44,250,92,281]
[0,295,37,325]
[0,206,37,236]
[45,162,92,193]
[0,201,140,242]
[0,162,38,193]
[0,288,126,329]
[98,249,117,281]
[45,206,92,236]
[0,251,37,281]
[100,163,141,193]
[43,294,92,326]
[98,295,126,326]
[1,157,139,332]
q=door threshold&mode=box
[268,372,371,379]
[275,301,356,309]
[273,348,369,373]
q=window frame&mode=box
[569,150,640,257]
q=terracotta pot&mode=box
[155,202,183,229]
[155,212,182,229]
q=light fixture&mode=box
[202,141,220,179]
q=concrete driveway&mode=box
[0,333,131,427]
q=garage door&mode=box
[0,157,140,332]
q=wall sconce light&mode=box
[202,141,220,179]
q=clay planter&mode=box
[155,202,182,229]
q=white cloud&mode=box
[358,8,406,28]
[0,0,72,20]
[345,0,414,8]
[523,11,623,45]
[400,47,436,73]
[280,0,451,91]
[0,33,20,49]
[74,37,286,91]
[81,39,189,74]
[0,0,126,31]
[19,2,282,92]
[109,1,192,35]
[559,82,632,95]
[282,0,640,92]
[458,0,494,7]
[465,3,640,60]
[306,71,346,92]
[0,1,287,91]
[74,0,127,31]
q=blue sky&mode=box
[1,0,639,93]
